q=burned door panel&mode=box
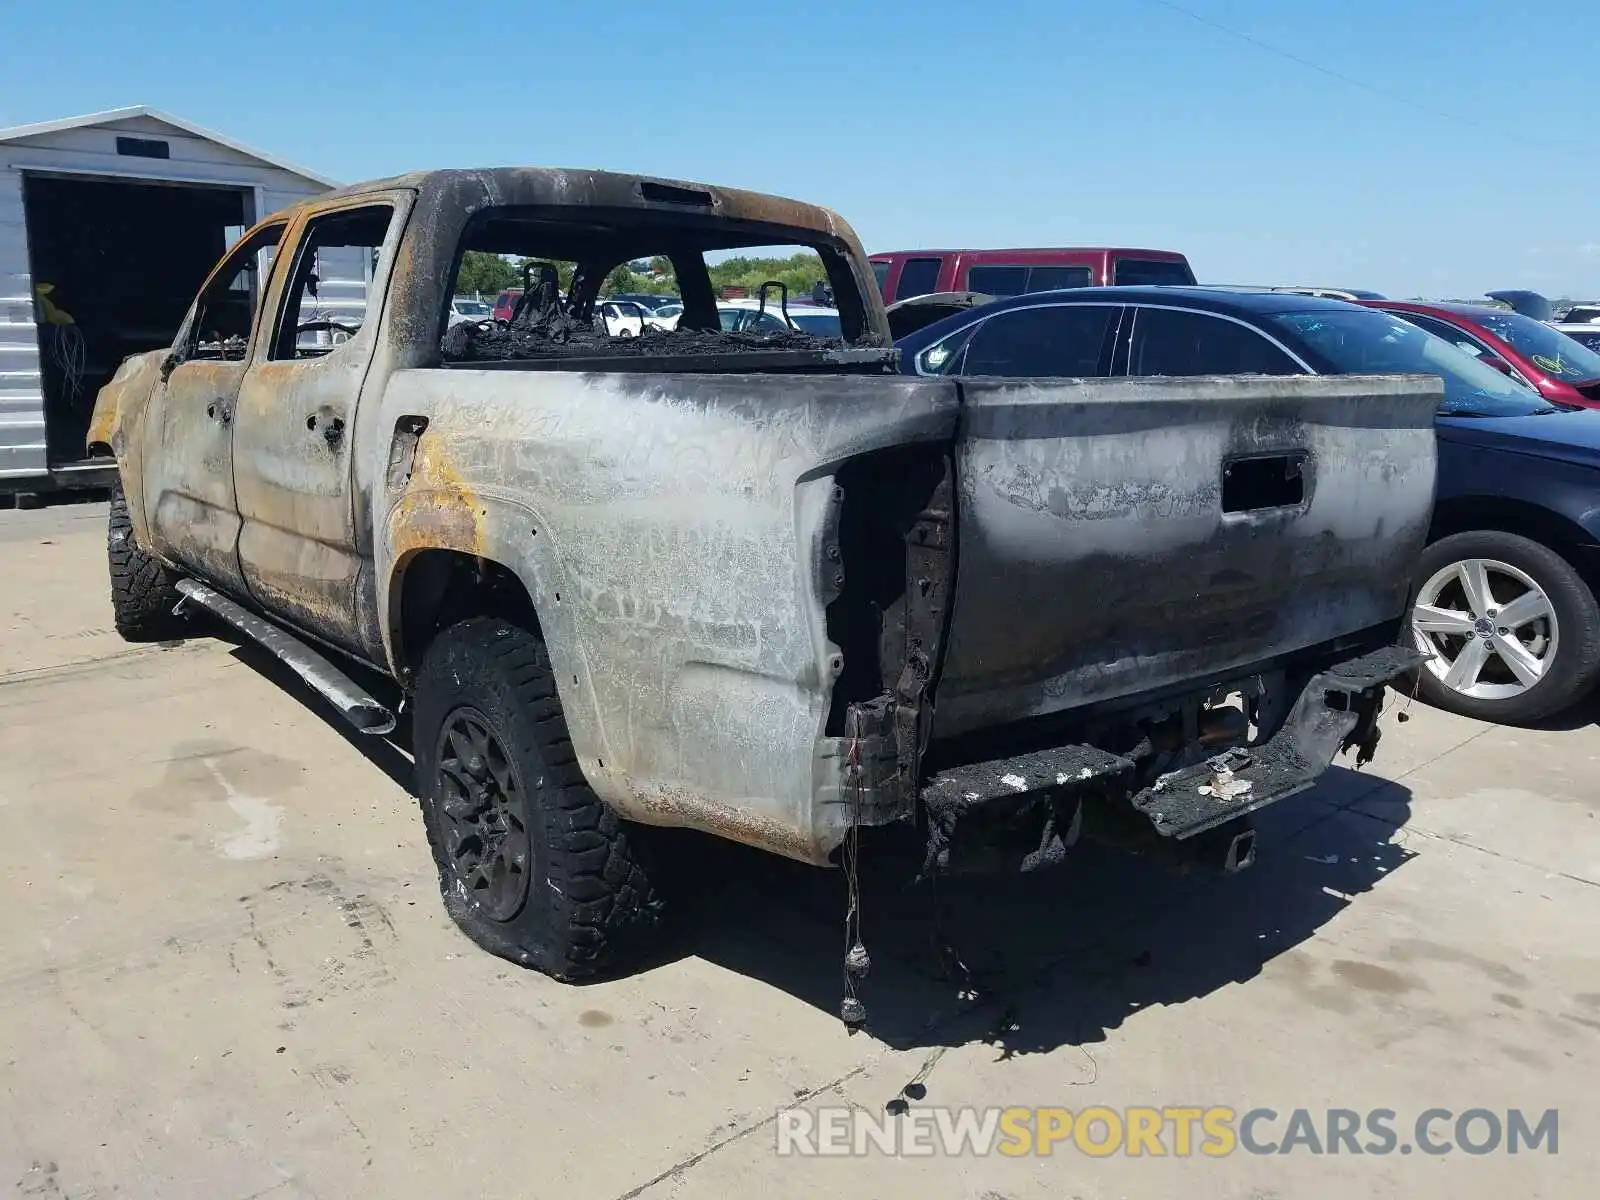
[141,222,288,592]
[232,199,406,651]
[932,374,1439,736]
[145,358,249,593]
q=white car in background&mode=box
[596,300,647,337]
[1555,324,1600,352]
[716,298,842,337]
[1554,304,1600,351]
[647,301,683,331]
[448,296,494,326]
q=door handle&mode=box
[205,399,231,424]
[307,411,346,450]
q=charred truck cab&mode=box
[86,168,1436,1020]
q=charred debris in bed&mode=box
[443,319,844,364]
[442,257,869,368]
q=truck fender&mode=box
[86,348,167,544]
[380,487,617,803]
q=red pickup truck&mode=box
[871,247,1196,304]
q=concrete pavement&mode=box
[1,500,1595,1199]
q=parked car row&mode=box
[594,299,687,336]
[482,284,843,340]
[1554,324,1600,352]
[716,297,843,337]
[891,285,1600,725]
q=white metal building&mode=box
[0,106,338,490]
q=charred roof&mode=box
[285,167,858,246]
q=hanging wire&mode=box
[48,323,88,411]
[840,731,869,1030]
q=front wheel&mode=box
[107,478,186,641]
[412,618,659,978]
[1409,530,1600,723]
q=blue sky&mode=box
[3,0,1597,298]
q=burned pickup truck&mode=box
[88,168,1437,1002]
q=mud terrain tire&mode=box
[412,618,659,979]
[107,480,186,641]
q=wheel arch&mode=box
[380,491,612,781]
[89,349,168,548]
[391,548,544,674]
[1428,494,1600,589]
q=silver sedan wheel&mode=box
[1412,557,1559,701]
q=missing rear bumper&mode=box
[1129,644,1421,840]
[914,643,1422,875]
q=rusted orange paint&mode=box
[388,432,487,558]
[625,780,825,865]
[86,400,117,449]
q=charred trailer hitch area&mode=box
[815,440,1423,884]
[816,460,1419,1033]
[822,443,957,826]
[818,441,958,1031]
[913,643,1424,878]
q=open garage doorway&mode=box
[22,173,254,466]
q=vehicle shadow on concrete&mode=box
[208,628,1417,1067]
[216,632,417,793]
[650,770,1416,1072]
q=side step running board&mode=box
[174,579,397,736]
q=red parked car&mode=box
[492,288,522,322]
[1362,300,1600,408]
[870,247,1195,305]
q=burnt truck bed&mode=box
[378,364,1439,870]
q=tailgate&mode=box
[932,373,1440,736]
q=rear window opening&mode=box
[1113,258,1196,286]
[966,264,1093,296]
[871,259,891,297]
[438,206,885,371]
[894,257,943,301]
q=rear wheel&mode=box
[1410,530,1600,723]
[107,479,186,641]
[412,618,659,978]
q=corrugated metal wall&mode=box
[0,170,42,478]
[0,114,331,482]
